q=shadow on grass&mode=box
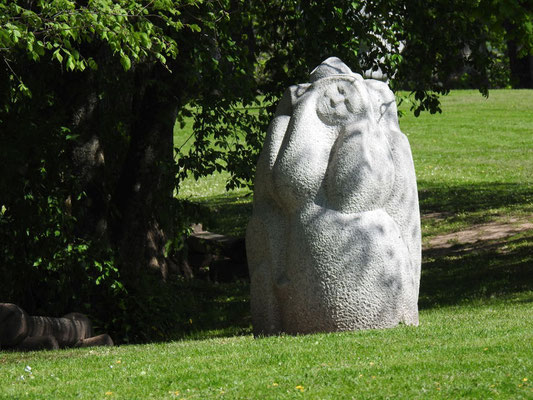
[419,232,533,309]
[171,280,252,341]
[418,181,533,215]
[188,192,253,237]
[417,181,533,307]
[181,232,533,339]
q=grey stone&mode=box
[28,313,93,347]
[75,333,114,348]
[246,57,421,336]
[186,228,248,281]
[187,231,245,260]
[0,303,30,346]
[17,335,59,351]
[0,303,112,350]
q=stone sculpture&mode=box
[246,57,421,335]
[0,303,113,351]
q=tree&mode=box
[494,0,533,88]
[0,0,259,341]
[1,0,530,341]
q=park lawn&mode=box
[1,89,532,399]
[403,90,533,240]
[0,295,531,399]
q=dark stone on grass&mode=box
[223,238,247,264]
[0,303,30,347]
[28,313,93,347]
[75,333,114,348]
[0,303,113,351]
[210,259,249,282]
[17,335,59,351]
[185,227,249,282]
[187,251,215,269]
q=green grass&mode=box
[1,297,531,399]
[404,90,533,240]
[1,90,532,399]
[405,90,532,186]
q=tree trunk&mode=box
[112,67,179,281]
[505,21,533,89]
[69,74,109,241]
[63,64,180,282]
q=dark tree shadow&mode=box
[416,181,533,307]
[419,233,533,308]
[186,192,253,238]
[418,181,533,214]
[170,279,252,341]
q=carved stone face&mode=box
[270,74,394,214]
[316,79,366,125]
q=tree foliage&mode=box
[1,0,532,342]
[0,0,231,342]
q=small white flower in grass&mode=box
[24,366,32,374]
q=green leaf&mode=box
[66,55,75,71]
[35,41,45,56]
[87,58,98,70]
[120,53,131,71]
[53,49,63,63]
[18,83,32,98]
[189,24,201,33]
[139,32,151,47]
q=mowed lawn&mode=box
[1,90,532,399]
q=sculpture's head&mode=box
[309,57,356,82]
[308,58,371,126]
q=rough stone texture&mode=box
[17,335,60,351]
[28,313,93,347]
[246,57,421,336]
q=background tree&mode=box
[486,0,533,88]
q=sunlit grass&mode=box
[404,90,532,186]
[1,294,531,399]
